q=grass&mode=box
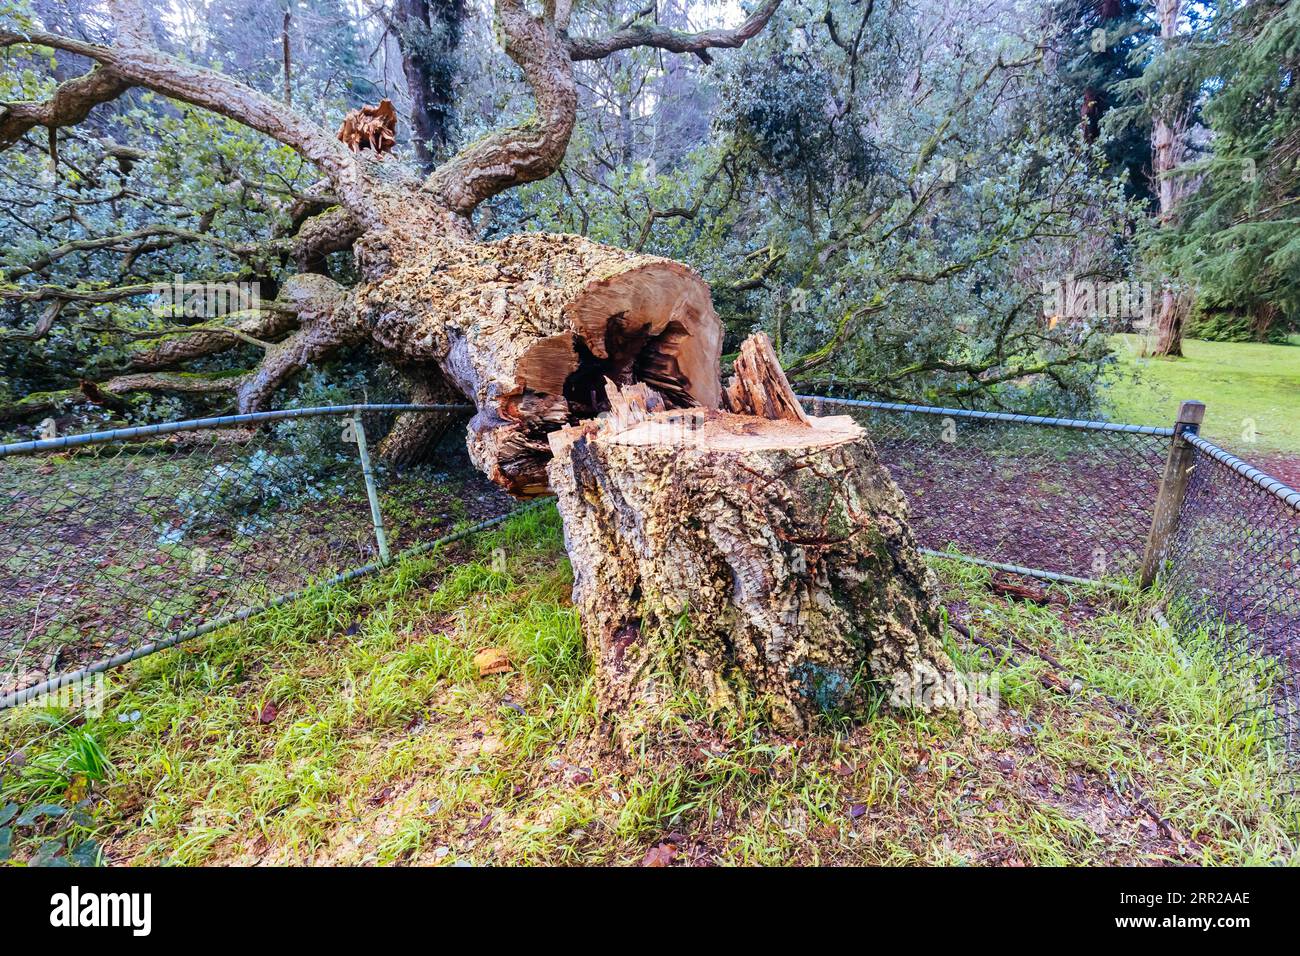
[1103,335,1300,456]
[1,505,1296,866]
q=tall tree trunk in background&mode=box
[1150,0,1188,357]
[393,0,466,170]
[281,9,292,106]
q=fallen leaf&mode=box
[641,842,677,867]
[258,701,278,724]
[474,647,513,676]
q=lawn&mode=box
[1103,335,1300,457]
[2,506,1295,866]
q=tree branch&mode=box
[3,226,288,280]
[0,1,370,222]
[568,0,783,64]
[423,0,577,215]
[0,65,131,149]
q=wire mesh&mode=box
[1163,436,1300,762]
[3,393,1297,772]
[0,404,528,706]
[802,397,1173,580]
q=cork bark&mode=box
[547,376,960,734]
[360,232,721,495]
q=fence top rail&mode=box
[799,395,1177,437]
[1185,433,1300,511]
[0,403,474,459]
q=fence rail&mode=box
[2,397,1297,765]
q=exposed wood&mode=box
[547,373,961,735]
[362,233,722,496]
[722,330,811,425]
[336,99,397,154]
[989,576,1065,606]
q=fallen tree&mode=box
[4,1,961,730]
[1,0,768,480]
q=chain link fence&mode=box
[804,395,1300,766]
[1162,434,1300,762]
[802,397,1173,582]
[2,395,1297,767]
[0,404,526,708]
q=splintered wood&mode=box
[723,331,812,425]
[336,99,397,154]
[361,234,721,496]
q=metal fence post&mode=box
[351,411,391,565]
[1139,399,1205,589]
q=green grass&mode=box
[1,507,1295,866]
[1104,335,1300,455]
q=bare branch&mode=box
[568,0,783,64]
[0,3,371,223]
[424,0,576,215]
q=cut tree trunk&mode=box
[546,335,961,733]
[361,232,722,496]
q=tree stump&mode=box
[547,335,961,733]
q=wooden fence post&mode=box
[1139,399,1205,589]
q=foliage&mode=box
[1134,1,1300,340]
[171,448,324,536]
[520,0,1145,414]
[1045,0,1156,206]
[1,715,110,867]
[0,0,1293,423]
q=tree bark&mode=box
[547,344,960,734]
[1,0,782,488]
[392,0,466,170]
[361,232,722,495]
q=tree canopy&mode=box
[0,0,1294,438]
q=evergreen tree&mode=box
[1149,0,1299,342]
[1046,0,1156,206]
